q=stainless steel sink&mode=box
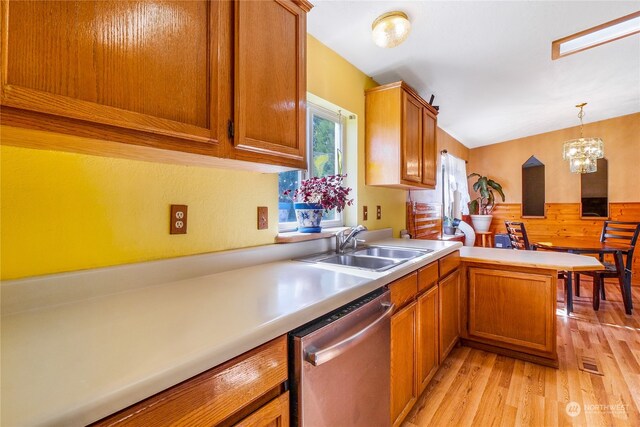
[353,247,431,259]
[318,254,402,271]
[295,245,433,272]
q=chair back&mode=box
[505,221,531,250]
[600,221,640,270]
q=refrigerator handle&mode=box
[305,302,394,367]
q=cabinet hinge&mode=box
[228,120,234,139]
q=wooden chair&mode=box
[575,221,640,313]
[504,221,531,250]
[504,221,573,313]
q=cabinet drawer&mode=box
[389,272,418,311]
[417,262,438,293]
[439,251,460,279]
[94,336,288,426]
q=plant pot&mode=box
[294,203,323,233]
[278,202,293,223]
[470,214,493,232]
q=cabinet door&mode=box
[390,302,417,427]
[234,392,289,427]
[1,0,224,153]
[422,109,437,187]
[467,267,555,354]
[233,0,307,169]
[401,91,423,184]
[439,270,460,361]
[417,285,439,394]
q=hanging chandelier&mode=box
[562,103,604,173]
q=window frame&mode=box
[278,101,346,232]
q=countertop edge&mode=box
[459,247,604,271]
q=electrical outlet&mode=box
[363,206,368,221]
[170,205,188,234]
[257,206,268,230]
[377,205,382,220]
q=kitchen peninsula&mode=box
[1,233,602,426]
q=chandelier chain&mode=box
[576,102,587,138]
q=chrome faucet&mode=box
[335,225,368,254]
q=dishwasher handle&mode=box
[305,302,394,367]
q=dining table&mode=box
[532,237,633,314]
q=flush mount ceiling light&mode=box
[562,103,604,174]
[552,11,640,60]
[371,11,411,48]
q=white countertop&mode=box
[459,247,605,271]
[1,238,603,426]
[1,238,459,427]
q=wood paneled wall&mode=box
[490,202,640,284]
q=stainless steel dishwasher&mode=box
[289,288,393,427]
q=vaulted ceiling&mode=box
[307,1,640,148]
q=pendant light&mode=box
[562,103,604,173]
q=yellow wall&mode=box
[0,132,279,280]
[307,35,407,232]
[467,113,640,203]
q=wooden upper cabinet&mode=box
[422,109,437,187]
[0,0,312,171]
[232,0,308,169]
[365,81,438,190]
[401,91,423,184]
[1,0,224,155]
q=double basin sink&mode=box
[297,246,433,272]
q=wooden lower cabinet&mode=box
[390,301,418,427]
[439,270,460,361]
[233,392,289,427]
[465,266,556,362]
[416,285,439,394]
[93,336,288,426]
[389,257,460,426]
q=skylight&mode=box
[552,11,640,60]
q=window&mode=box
[522,156,545,217]
[581,158,608,218]
[278,102,346,230]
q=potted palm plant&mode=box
[467,173,505,232]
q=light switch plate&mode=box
[257,206,268,230]
[170,205,188,234]
[377,205,382,220]
[363,206,368,221]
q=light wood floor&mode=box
[404,279,640,427]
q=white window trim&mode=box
[278,101,346,232]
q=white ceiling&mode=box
[307,1,640,148]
